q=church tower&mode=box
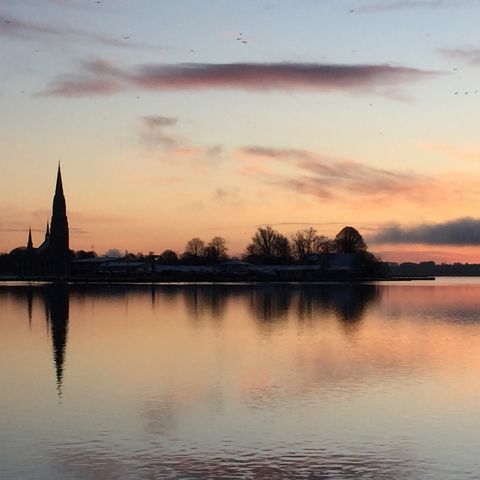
[46,164,71,275]
[27,228,33,250]
[49,164,69,254]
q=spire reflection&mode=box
[44,284,69,397]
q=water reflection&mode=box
[5,281,480,401]
[0,284,70,396]
[3,281,480,479]
[150,283,379,329]
[43,285,69,397]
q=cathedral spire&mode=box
[55,163,64,198]
[49,164,70,262]
[27,228,33,249]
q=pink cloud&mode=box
[41,59,438,97]
[238,146,433,203]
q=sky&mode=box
[2,0,480,262]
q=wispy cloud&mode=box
[440,47,480,66]
[372,217,480,245]
[137,115,223,176]
[140,115,182,150]
[239,146,432,203]
[356,0,479,13]
[40,59,438,97]
[0,13,163,51]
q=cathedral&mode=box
[11,165,73,276]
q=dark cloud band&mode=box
[372,217,480,245]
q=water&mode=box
[1,279,480,479]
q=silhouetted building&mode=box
[10,165,72,276]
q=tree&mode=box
[246,226,291,263]
[317,238,336,254]
[334,226,367,254]
[246,226,280,258]
[274,233,291,260]
[204,236,228,263]
[291,228,335,261]
[74,250,97,260]
[184,238,205,257]
[159,249,179,264]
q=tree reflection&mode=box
[248,286,291,329]
[181,285,229,323]
[328,284,379,331]
[247,284,379,333]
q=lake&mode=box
[1,279,480,479]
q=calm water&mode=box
[2,279,480,479]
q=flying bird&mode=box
[122,36,129,39]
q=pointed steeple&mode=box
[55,163,64,198]
[50,164,69,255]
[27,228,33,249]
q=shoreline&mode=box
[0,275,435,285]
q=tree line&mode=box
[70,225,375,266]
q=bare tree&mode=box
[184,237,205,257]
[291,228,333,261]
[204,236,228,263]
[246,226,280,258]
[316,237,336,254]
[246,226,291,263]
[291,227,319,261]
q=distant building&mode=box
[10,165,72,276]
